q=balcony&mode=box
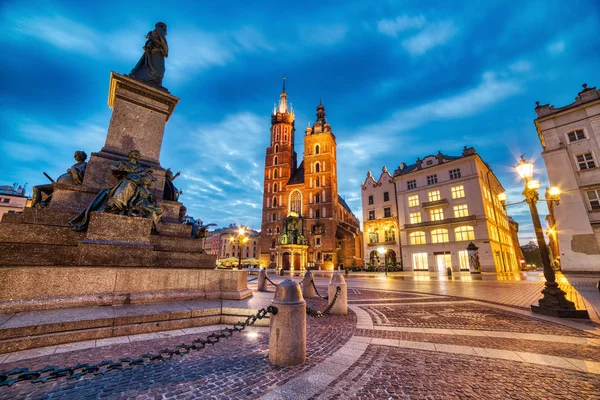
[421,198,449,209]
[404,214,476,229]
[367,240,396,247]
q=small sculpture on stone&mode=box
[163,168,182,201]
[189,219,216,240]
[31,150,88,208]
[70,150,163,231]
[129,22,169,88]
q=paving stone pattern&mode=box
[311,346,600,400]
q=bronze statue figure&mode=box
[129,22,168,87]
[163,168,182,201]
[70,150,163,231]
[31,151,87,208]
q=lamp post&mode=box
[377,246,388,277]
[501,156,588,318]
[230,226,249,269]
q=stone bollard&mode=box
[257,268,268,292]
[269,280,306,366]
[301,270,316,299]
[328,273,348,315]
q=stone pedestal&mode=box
[269,280,306,366]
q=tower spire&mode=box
[282,75,286,94]
[278,76,288,114]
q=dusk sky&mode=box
[2,0,599,243]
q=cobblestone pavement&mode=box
[1,279,600,399]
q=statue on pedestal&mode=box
[129,22,169,88]
[70,150,163,231]
[31,151,88,208]
[163,168,182,201]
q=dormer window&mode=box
[568,129,586,143]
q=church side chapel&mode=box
[259,79,363,270]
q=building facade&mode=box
[361,167,401,268]
[393,147,519,273]
[534,83,600,272]
[203,225,260,264]
[0,185,28,221]
[259,80,363,270]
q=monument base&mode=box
[531,305,590,319]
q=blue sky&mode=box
[2,0,599,244]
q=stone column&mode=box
[269,280,306,366]
[257,268,268,292]
[467,242,481,274]
[301,270,316,298]
[328,273,348,315]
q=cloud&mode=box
[401,21,457,56]
[377,15,426,37]
[299,24,348,46]
[509,60,533,73]
[547,39,565,55]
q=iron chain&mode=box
[310,279,329,300]
[306,286,341,318]
[0,306,278,387]
[265,276,279,287]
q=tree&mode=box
[520,241,542,269]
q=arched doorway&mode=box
[386,250,397,266]
[282,252,291,270]
[369,250,380,266]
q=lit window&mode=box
[431,229,449,243]
[384,207,391,218]
[451,185,465,199]
[427,174,437,185]
[454,226,475,241]
[487,205,496,222]
[586,190,600,210]
[454,204,469,218]
[384,228,395,242]
[409,212,421,224]
[290,190,302,214]
[368,210,375,220]
[383,192,390,202]
[368,195,373,205]
[430,208,444,221]
[412,253,428,270]
[568,129,586,142]
[576,153,596,170]
[407,180,417,190]
[428,190,441,202]
[369,231,379,243]
[409,231,426,245]
[408,195,420,207]
[449,168,461,179]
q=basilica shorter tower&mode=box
[259,79,363,270]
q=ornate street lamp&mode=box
[230,226,249,269]
[510,156,588,318]
[377,246,388,277]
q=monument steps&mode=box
[0,299,270,353]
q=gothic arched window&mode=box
[274,156,278,165]
[274,144,279,153]
[315,162,320,173]
[315,144,320,154]
[289,190,302,214]
[273,169,278,179]
[273,183,278,193]
[273,196,278,207]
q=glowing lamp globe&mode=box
[549,187,561,197]
[514,156,534,181]
[498,192,508,202]
[377,246,385,256]
[527,180,541,190]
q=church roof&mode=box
[287,161,305,185]
[338,195,352,213]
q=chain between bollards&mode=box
[0,306,278,387]
[306,286,341,318]
[247,276,259,282]
[265,276,279,287]
[310,279,329,300]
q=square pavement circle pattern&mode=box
[1,285,599,399]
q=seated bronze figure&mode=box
[31,151,87,208]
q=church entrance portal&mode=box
[282,252,291,270]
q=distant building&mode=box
[203,225,261,265]
[361,167,402,268]
[0,185,28,221]
[392,147,519,272]
[508,217,525,267]
[534,83,600,272]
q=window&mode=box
[384,207,391,218]
[431,229,449,243]
[568,129,585,142]
[412,253,428,270]
[458,250,469,271]
[408,195,419,207]
[454,204,469,218]
[383,192,390,202]
[273,169,278,179]
[368,210,375,220]
[427,174,437,185]
[430,208,444,221]
[407,180,417,190]
[384,228,395,242]
[274,156,278,165]
[409,231,426,245]
[487,205,496,222]
[369,231,379,244]
[315,237,321,246]
[315,209,320,219]
[428,190,441,202]
[315,163,320,173]
[273,197,277,207]
[1,198,8,203]
[316,178,320,187]
[409,212,421,224]
[449,168,461,179]
[290,190,302,213]
[368,195,373,205]
[315,193,320,203]
[315,144,320,154]
[576,153,596,170]
[272,213,277,222]
[586,190,600,210]
[451,185,465,199]
[455,226,475,241]
[273,183,278,193]
[274,144,279,152]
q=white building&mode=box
[534,83,600,272]
[393,147,519,273]
[361,167,401,268]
